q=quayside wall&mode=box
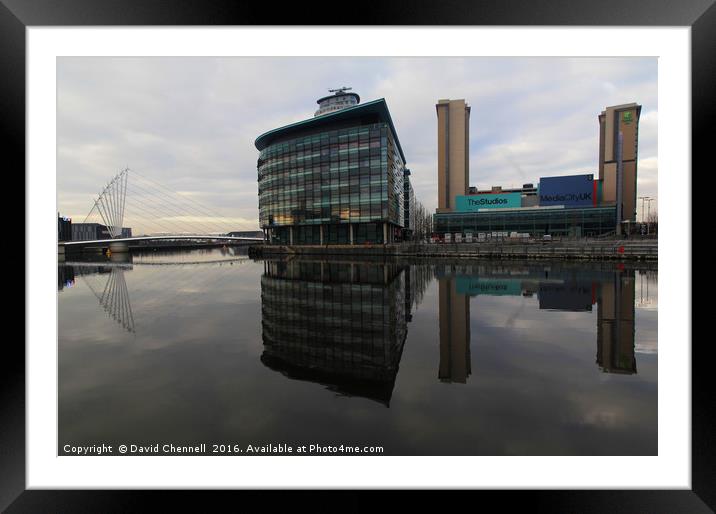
[249,240,657,261]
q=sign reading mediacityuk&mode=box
[538,174,595,208]
[455,193,522,212]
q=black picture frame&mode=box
[4,0,709,511]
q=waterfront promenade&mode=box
[250,239,657,261]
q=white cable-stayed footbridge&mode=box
[61,168,263,250]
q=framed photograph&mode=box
[5,0,708,510]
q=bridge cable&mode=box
[124,183,227,235]
[125,184,233,235]
[129,172,235,232]
[130,169,230,222]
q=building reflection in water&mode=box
[61,254,641,398]
[596,270,636,374]
[260,259,430,406]
[436,263,638,381]
[438,275,471,383]
[58,264,76,291]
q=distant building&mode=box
[227,230,263,239]
[58,215,72,242]
[434,102,641,238]
[71,223,131,240]
[72,223,111,241]
[436,99,471,213]
[598,103,642,224]
[436,173,615,238]
[403,169,415,239]
[473,183,538,195]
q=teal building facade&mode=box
[255,94,408,245]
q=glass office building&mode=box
[403,169,415,239]
[434,205,617,238]
[255,95,407,245]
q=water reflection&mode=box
[60,255,644,383]
[82,266,136,333]
[57,249,657,455]
[259,260,431,406]
[436,263,638,379]
[596,271,636,374]
[438,276,471,383]
[637,269,658,308]
[58,248,250,335]
[58,263,76,291]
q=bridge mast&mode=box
[92,168,129,238]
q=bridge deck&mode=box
[61,235,263,246]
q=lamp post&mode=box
[645,198,654,235]
[638,196,651,236]
[616,132,624,236]
[638,196,649,223]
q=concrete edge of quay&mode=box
[248,239,657,262]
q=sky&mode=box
[57,57,658,233]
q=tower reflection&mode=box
[260,259,429,406]
[596,269,636,374]
[438,274,471,383]
[436,263,639,380]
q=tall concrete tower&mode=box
[436,99,471,212]
[598,103,642,224]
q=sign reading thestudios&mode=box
[456,192,522,212]
[539,174,596,208]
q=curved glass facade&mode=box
[257,122,405,244]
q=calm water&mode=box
[58,248,657,456]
